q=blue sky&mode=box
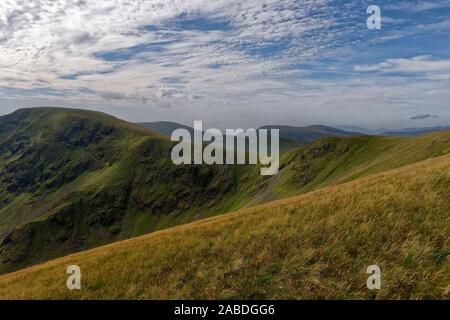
[0,0,449,129]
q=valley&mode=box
[0,154,448,299]
[0,107,449,285]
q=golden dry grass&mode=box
[0,155,449,300]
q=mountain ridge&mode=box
[0,107,449,276]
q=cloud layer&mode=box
[1,0,450,128]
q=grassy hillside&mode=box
[0,108,260,274]
[0,155,448,299]
[252,131,450,203]
[0,108,162,237]
[0,107,449,276]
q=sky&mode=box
[0,0,449,130]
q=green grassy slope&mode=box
[0,107,161,236]
[0,107,449,276]
[0,108,259,274]
[271,132,450,199]
[0,155,448,300]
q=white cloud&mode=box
[0,0,449,129]
[0,0,361,106]
[354,56,450,80]
[385,0,450,12]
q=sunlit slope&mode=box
[0,155,448,300]
[269,131,450,199]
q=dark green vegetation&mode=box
[0,107,449,276]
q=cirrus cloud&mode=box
[0,0,449,129]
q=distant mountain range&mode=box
[333,125,387,135]
[139,122,450,149]
[139,121,195,136]
[380,126,450,136]
[334,125,450,136]
[259,125,362,150]
[139,122,362,151]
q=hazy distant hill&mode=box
[138,121,194,136]
[137,122,362,151]
[260,125,362,140]
[334,125,384,135]
[259,125,362,150]
[0,107,449,277]
[382,126,450,136]
[335,125,450,137]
